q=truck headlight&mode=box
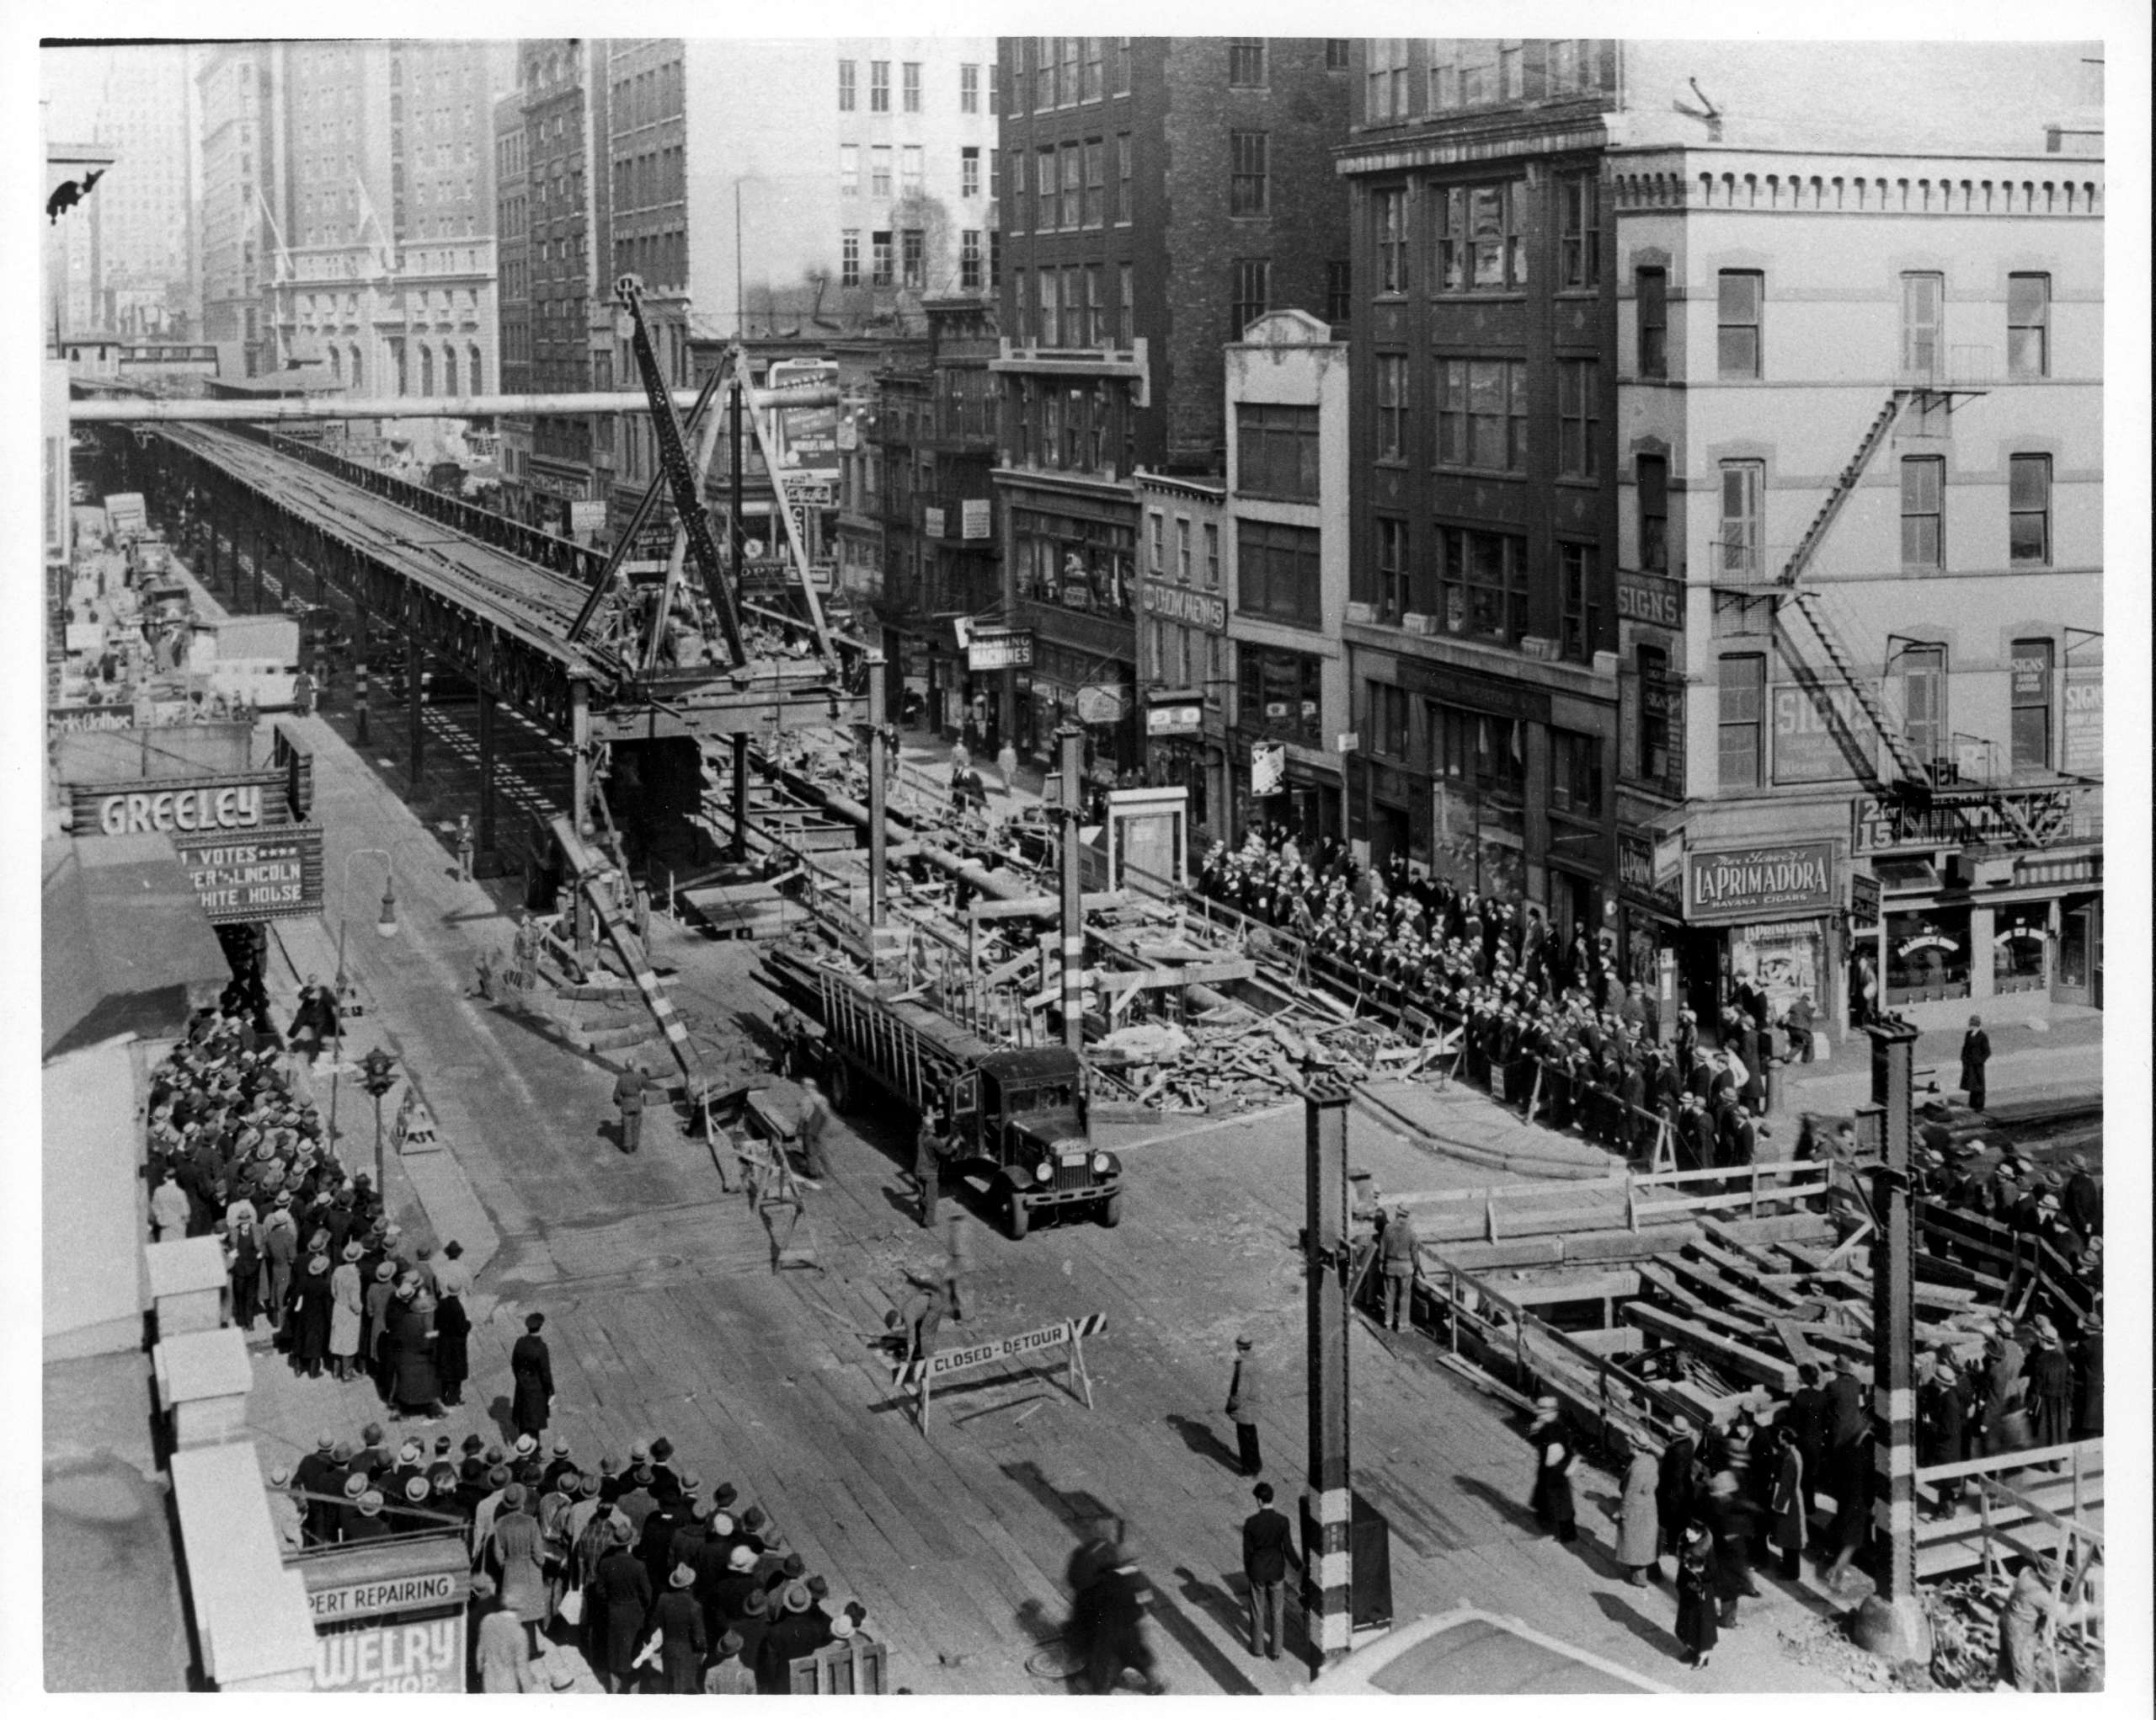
[1092,1153,1110,1174]
[1034,1161,1054,1183]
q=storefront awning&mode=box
[1873,856,1941,894]
[42,835,229,1061]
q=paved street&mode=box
[219,702,1882,1696]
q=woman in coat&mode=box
[2023,1321,2076,1450]
[287,1253,334,1378]
[648,1565,708,1694]
[1527,1398,1577,1542]
[487,1484,552,1653]
[1768,1426,1807,1580]
[434,1291,471,1408]
[389,1284,444,1419]
[1613,1440,1662,1585]
[328,1243,365,1381]
[1673,1523,1719,1669]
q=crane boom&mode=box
[613,273,747,667]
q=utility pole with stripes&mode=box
[1301,1079,1353,1673]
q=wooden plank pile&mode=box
[1091,1003,1454,1115]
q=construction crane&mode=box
[569,275,843,681]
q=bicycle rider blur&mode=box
[1084,1536,1166,1696]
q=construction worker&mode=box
[912,1105,947,1230]
[797,1077,831,1179]
[455,815,475,883]
[885,1282,948,1368]
[615,1060,649,1155]
[942,1210,973,1319]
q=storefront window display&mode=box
[1885,908,1971,1004]
[1993,911,2051,993]
[1013,510,1134,619]
[1732,920,1825,1025]
[1428,778,1524,900]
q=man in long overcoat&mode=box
[512,1311,556,1437]
[1614,1438,1661,1584]
[1960,1015,1993,1112]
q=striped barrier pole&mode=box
[1304,1080,1353,1672]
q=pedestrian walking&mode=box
[1378,1205,1418,1332]
[1673,1523,1719,1670]
[328,1242,365,1381]
[472,1573,539,1692]
[702,1629,757,1695]
[797,1077,831,1179]
[1960,1015,1993,1113]
[1225,1336,1263,1477]
[511,1311,555,1439]
[1613,1436,1661,1585]
[486,1485,552,1653]
[614,1060,649,1155]
[1528,1397,1577,1542]
[755,1582,832,1693]
[942,1210,973,1318]
[1768,1426,1807,1580]
[1239,1482,1299,1660]
[1086,1555,1165,1695]
[912,1105,947,1230]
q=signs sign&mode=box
[1771,682,1873,783]
[2063,677,2102,777]
[171,825,325,923]
[1615,568,1684,632]
[1619,830,1682,912]
[923,505,947,538]
[891,1312,1105,1432]
[309,1573,461,1624]
[961,498,993,540]
[1139,580,1228,633]
[1145,697,1204,737]
[965,627,1034,672]
[1684,841,1836,923]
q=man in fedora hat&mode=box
[613,1057,649,1155]
[1959,1014,1992,1113]
[646,1563,708,1694]
[1225,1336,1264,1478]
[756,1581,832,1693]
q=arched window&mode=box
[350,343,364,389]
[443,345,458,396]
[419,344,434,396]
[467,343,483,396]
[328,345,341,380]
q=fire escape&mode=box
[1748,375,2073,852]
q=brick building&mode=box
[993,37,1352,773]
[494,90,532,512]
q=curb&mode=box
[1351,1085,1625,1183]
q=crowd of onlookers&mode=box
[270,1418,874,1694]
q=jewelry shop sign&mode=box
[1684,840,1836,924]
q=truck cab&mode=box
[952,1049,1121,1239]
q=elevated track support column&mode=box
[570,679,594,840]
[404,632,427,797]
[1056,724,1085,1050]
[867,653,889,928]
[476,686,499,876]
[1303,1082,1354,1674]
[729,734,750,863]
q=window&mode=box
[1374,189,1408,293]
[901,145,923,195]
[1229,39,1267,86]
[1082,37,1103,102]
[1636,266,1668,377]
[1148,510,1165,573]
[961,147,980,198]
[1718,270,1764,377]
[1175,517,1193,583]
[1083,265,1104,345]
[1235,403,1319,499]
[1901,271,1944,379]
[2008,273,2051,377]
[839,144,859,195]
[1118,263,1133,345]
[1435,184,1524,291]
[1115,133,1133,223]
[2010,638,2053,773]
[1241,648,1324,747]
[901,228,924,290]
[1901,457,1944,566]
[1227,131,1270,216]
[1558,173,1600,286]
[1437,526,1529,643]
[1557,361,1598,478]
[1637,455,1669,572]
[871,146,892,199]
[1367,38,1408,120]
[1364,682,1410,759]
[1239,521,1323,628]
[1204,521,1220,588]
[1718,460,1763,579]
[838,60,856,111]
[1557,543,1598,665]
[1113,37,1132,95]
[1436,358,1526,473]
[1374,515,1409,622]
[871,231,893,287]
[1059,142,1081,229]
[869,61,890,111]
[1082,139,1104,227]
[1038,270,1059,346]
[960,230,982,291]
[1718,654,1765,789]
[990,229,1001,290]
[961,62,980,113]
[1375,354,1409,461]
[1326,259,1352,324]
[1326,40,1351,71]
[1551,730,1604,817]
[902,61,921,112]
[2009,454,2052,564]
[1231,259,1270,335]
[1899,643,1946,768]
[1636,642,1673,787]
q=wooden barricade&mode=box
[789,1638,888,1694]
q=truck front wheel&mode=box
[1099,1189,1123,1228]
[1006,1188,1031,1240]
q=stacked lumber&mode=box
[1088,1002,1455,1115]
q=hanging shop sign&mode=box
[1138,580,1228,633]
[1852,787,2084,855]
[1075,684,1125,725]
[1615,568,1684,632]
[1145,695,1205,737]
[1251,740,1286,796]
[75,770,296,837]
[169,825,325,923]
[1850,870,1882,927]
[961,498,993,540]
[2063,678,2102,777]
[1618,830,1684,913]
[1684,840,1836,923]
[301,1536,469,1693]
[965,627,1035,672]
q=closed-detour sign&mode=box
[894,1314,1104,1390]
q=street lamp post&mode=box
[330,848,398,1159]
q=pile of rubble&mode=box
[1091,1007,1452,1114]
[1923,1574,2104,1692]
